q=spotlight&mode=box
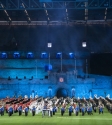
[56,52,62,59]
[1,52,7,59]
[69,53,74,59]
[41,52,48,59]
[27,52,33,58]
[13,52,20,58]
[82,42,86,47]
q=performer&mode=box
[1,106,4,116]
[81,106,85,116]
[8,105,13,117]
[98,104,100,114]
[85,103,88,113]
[14,104,18,113]
[50,105,53,117]
[73,103,76,114]
[68,105,73,116]
[110,104,112,114]
[99,104,103,114]
[61,106,65,116]
[52,105,56,115]
[32,106,36,116]
[0,106,1,116]
[93,103,97,113]
[24,106,29,116]
[18,105,22,116]
[75,105,79,116]
[79,102,82,113]
[43,104,47,116]
[88,106,93,115]
[87,106,89,115]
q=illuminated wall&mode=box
[0,57,112,99]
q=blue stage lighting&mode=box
[69,53,74,59]
[41,52,48,59]
[56,52,62,59]
[27,52,33,58]
[13,52,20,58]
[1,52,7,59]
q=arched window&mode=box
[71,88,75,97]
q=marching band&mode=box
[0,96,112,117]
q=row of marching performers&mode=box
[60,103,104,116]
[1,104,36,117]
[0,103,104,117]
[42,103,104,117]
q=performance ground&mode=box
[0,108,112,125]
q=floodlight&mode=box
[47,43,52,48]
[82,42,86,47]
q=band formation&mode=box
[0,96,112,117]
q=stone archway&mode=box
[57,88,68,98]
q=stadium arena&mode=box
[0,0,112,125]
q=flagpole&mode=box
[48,53,50,77]
[47,43,52,77]
[49,53,50,66]
[86,59,88,78]
[74,55,77,79]
[36,59,37,78]
[61,53,62,72]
